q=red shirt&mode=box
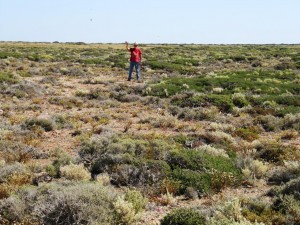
[129,47,142,62]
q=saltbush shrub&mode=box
[268,161,300,184]
[0,141,37,163]
[234,127,259,141]
[49,96,83,109]
[48,149,73,177]
[124,189,148,213]
[161,207,204,225]
[0,182,118,225]
[167,150,205,171]
[278,177,300,198]
[272,194,300,224]
[282,113,300,131]
[241,199,284,225]
[113,196,139,224]
[255,142,285,163]
[232,93,250,107]
[22,118,54,132]
[255,115,283,132]
[60,163,90,181]
[0,72,19,84]
[79,134,115,169]
[171,168,211,195]
[0,162,27,183]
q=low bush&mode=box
[0,181,119,225]
[277,177,300,198]
[76,88,109,101]
[255,115,283,132]
[239,157,269,184]
[268,161,300,184]
[255,141,299,163]
[282,113,300,131]
[22,118,54,132]
[161,207,204,225]
[234,127,259,141]
[204,131,236,146]
[107,159,171,189]
[176,106,219,121]
[273,195,300,224]
[124,189,148,213]
[0,72,19,84]
[207,198,260,225]
[60,163,90,181]
[49,96,83,109]
[0,162,32,199]
[241,199,285,225]
[48,149,73,177]
[0,141,37,163]
[79,133,115,169]
[197,145,229,159]
[4,80,45,98]
[0,162,27,183]
[113,196,140,224]
[171,168,211,195]
[232,93,250,108]
[167,150,205,171]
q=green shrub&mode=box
[52,114,72,129]
[268,161,300,184]
[113,196,139,224]
[241,199,284,225]
[206,94,235,112]
[79,58,109,66]
[22,118,54,132]
[201,152,240,175]
[0,182,118,224]
[172,168,211,195]
[232,93,250,107]
[0,141,37,163]
[124,189,147,214]
[45,164,57,177]
[272,195,300,224]
[0,51,22,59]
[282,113,300,131]
[49,96,83,109]
[93,156,171,190]
[167,149,241,193]
[60,163,91,181]
[147,60,196,74]
[161,208,204,225]
[277,177,300,198]
[167,149,207,171]
[255,115,283,131]
[171,94,206,108]
[255,142,287,163]
[0,72,19,84]
[50,149,73,177]
[234,127,259,141]
[275,106,300,117]
[79,134,115,169]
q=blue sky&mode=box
[0,0,299,44]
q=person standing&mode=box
[125,41,142,81]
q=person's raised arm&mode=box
[125,41,130,51]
